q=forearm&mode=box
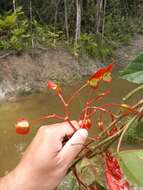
[0,167,55,190]
[0,169,36,190]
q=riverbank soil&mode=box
[116,34,143,65]
[0,34,143,101]
[0,48,99,100]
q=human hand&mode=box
[0,121,88,190]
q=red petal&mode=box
[78,119,92,129]
[109,127,118,136]
[16,127,30,135]
[89,61,115,81]
[15,118,30,135]
[47,80,57,90]
[88,61,114,88]
[105,62,114,73]
[105,171,129,190]
[89,67,107,80]
[105,152,122,180]
[47,80,62,94]
[105,152,130,190]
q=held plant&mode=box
[15,60,143,190]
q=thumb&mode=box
[60,129,88,166]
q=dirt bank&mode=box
[0,49,98,100]
[0,34,143,101]
[115,34,143,65]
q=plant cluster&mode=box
[1,1,143,59]
[15,57,143,189]
[0,8,30,50]
[0,8,63,51]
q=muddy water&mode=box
[0,68,141,176]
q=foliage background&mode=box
[0,0,143,59]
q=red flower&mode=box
[88,61,115,88]
[109,127,118,136]
[90,63,113,80]
[47,80,58,90]
[105,152,130,190]
[15,118,30,135]
[78,119,92,129]
[47,81,62,94]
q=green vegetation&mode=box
[0,8,30,50]
[120,53,143,84]
[124,120,143,144]
[120,54,143,144]
[0,8,63,51]
[0,1,143,59]
[117,150,143,187]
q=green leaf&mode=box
[0,19,4,28]
[6,14,16,26]
[117,150,143,187]
[120,54,143,84]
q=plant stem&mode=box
[123,85,143,102]
[58,93,77,131]
[88,135,120,159]
[98,113,128,137]
[58,93,67,107]
[89,128,123,157]
[68,127,123,173]
[72,167,88,189]
[88,106,115,121]
[117,105,143,152]
[67,83,88,105]
[66,118,77,131]
[33,114,65,124]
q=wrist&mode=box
[0,170,17,190]
[8,164,55,190]
[11,166,38,190]
[0,167,37,190]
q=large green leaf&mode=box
[120,54,143,84]
[117,150,143,187]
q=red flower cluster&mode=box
[15,62,114,134]
[105,152,130,190]
[78,118,92,129]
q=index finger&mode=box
[52,120,79,140]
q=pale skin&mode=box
[0,121,88,190]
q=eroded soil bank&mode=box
[0,34,143,101]
[0,49,98,100]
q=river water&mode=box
[0,67,141,176]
